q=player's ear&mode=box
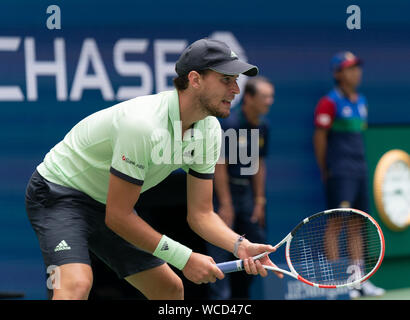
[188,71,202,89]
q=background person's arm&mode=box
[186,173,278,277]
[251,157,267,226]
[313,127,329,181]
[213,162,235,227]
[313,97,335,181]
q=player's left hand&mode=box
[237,240,284,279]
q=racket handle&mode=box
[216,260,244,273]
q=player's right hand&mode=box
[182,252,225,285]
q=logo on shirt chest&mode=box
[259,137,264,148]
[340,104,367,119]
[122,155,145,170]
[183,149,195,158]
[341,106,353,117]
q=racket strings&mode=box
[288,211,382,286]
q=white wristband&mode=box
[153,235,193,270]
[233,234,245,258]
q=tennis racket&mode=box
[216,208,385,289]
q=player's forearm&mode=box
[107,208,193,272]
[105,209,162,254]
[187,210,239,253]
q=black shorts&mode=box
[25,170,165,278]
[325,175,369,212]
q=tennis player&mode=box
[25,38,278,300]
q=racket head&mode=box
[284,208,385,289]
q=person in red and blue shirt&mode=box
[313,51,385,298]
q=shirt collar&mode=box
[168,89,202,141]
[168,89,181,123]
[334,87,358,103]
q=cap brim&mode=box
[210,59,259,77]
[339,58,362,70]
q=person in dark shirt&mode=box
[313,51,385,299]
[208,76,275,299]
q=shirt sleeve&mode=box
[186,118,222,180]
[314,97,336,129]
[110,116,152,186]
[360,95,368,120]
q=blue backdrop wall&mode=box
[1,0,409,299]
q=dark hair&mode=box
[244,76,272,97]
[173,69,211,91]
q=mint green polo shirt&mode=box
[37,90,222,204]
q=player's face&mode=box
[198,71,240,118]
[336,65,362,88]
[250,82,275,115]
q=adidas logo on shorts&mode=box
[54,240,71,252]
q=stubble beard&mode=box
[198,93,230,119]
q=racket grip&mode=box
[216,260,244,273]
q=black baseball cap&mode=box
[175,38,258,77]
